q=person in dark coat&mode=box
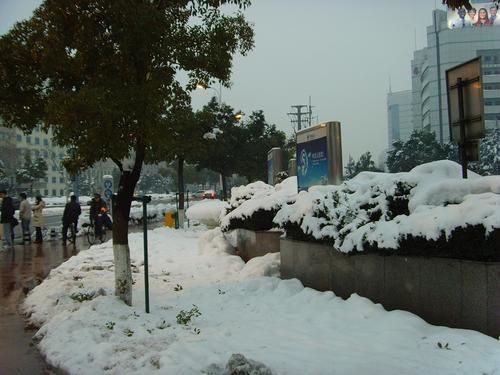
[0,189,15,249]
[89,193,112,241]
[62,195,82,245]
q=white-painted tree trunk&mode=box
[178,208,185,228]
[113,243,133,305]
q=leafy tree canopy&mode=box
[344,151,382,179]
[0,0,254,172]
[0,0,255,305]
[443,0,499,10]
[386,130,452,173]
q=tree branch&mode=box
[111,157,123,172]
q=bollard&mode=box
[50,227,57,239]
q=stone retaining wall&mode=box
[224,229,281,262]
[280,239,500,338]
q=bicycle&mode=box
[85,215,111,246]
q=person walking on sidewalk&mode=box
[32,195,45,243]
[62,195,81,245]
[0,189,15,249]
[19,193,32,244]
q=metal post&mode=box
[142,196,150,313]
[457,78,467,179]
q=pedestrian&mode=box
[89,193,112,242]
[62,195,81,245]
[0,189,15,249]
[32,195,45,243]
[19,193,32,244]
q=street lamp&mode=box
[234,111,244,121]
[196,82,222,106]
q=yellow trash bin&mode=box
[164,211,176,228]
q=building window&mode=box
[59,177,64,183]
[43,139,48,146]
[484,68,500,75]
[52,176,56,183]
[60,189,64,196]
[485,98,500,106]
[44,189,49,196]
[484,83,500,90]
[35,137,40,145]
[26,136,31,144]
[16,134,22,142]
[52,189,56,196]
[485,113,500,120]
[52,165,57,171]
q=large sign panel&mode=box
[448,2,500,28]
[446,57,485,142]
[297,137,329,191]
[296,121,343,192]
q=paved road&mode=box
[0,221,162,374]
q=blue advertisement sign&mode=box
[297,136,328,191]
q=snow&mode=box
[22,226,500,374]
[185,199,227,227]
[19,160,500,374]
[220,177,297,231]
[273,160,500,252]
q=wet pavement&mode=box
[0,222,160,374]
[0,237,84,374]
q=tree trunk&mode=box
[111,147,144,306]
[177,157,185,228]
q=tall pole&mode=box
[142,196,150,313]
[434,10,444,144]
[457,78,468,179]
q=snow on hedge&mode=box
[273,160,500,253]
[186,199,228,227]
[220,177,297,231]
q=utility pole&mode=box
[288,101,314,131]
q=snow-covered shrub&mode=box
[186,200,227,227]
[220,177,297,232]
[274,161,500,260]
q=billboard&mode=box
[267,147,285,185]
[297,137,329,191]
[296,121,343,192]
[448,2,499,28]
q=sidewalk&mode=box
[0,237,83,374]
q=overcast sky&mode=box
[1,0,442,163]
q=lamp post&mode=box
[196,82,222,106]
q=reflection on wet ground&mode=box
[0,224,157,374]
[0,239,82,374]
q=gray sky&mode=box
[1,0,442,163]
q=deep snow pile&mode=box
[21,226,500,374]
[220,177,297,232]
[186,199,228,227]
[274,160,500,254]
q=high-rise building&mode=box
[389,8,500,145]
[387,90,413,145]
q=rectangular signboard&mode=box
[448,2,500,29]
[446,57,485,142]
[296,122,342,191]
[267,147,285,185]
